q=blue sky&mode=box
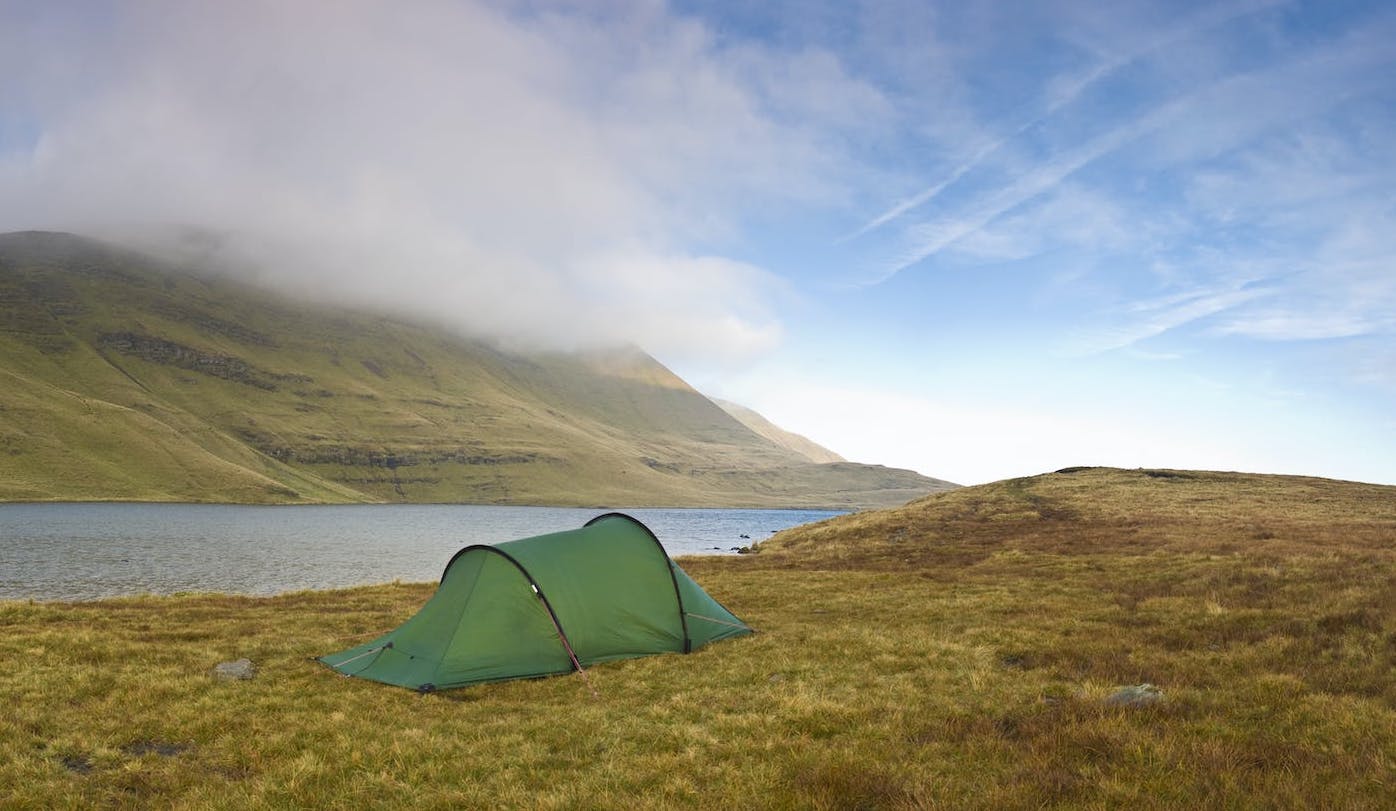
[1,0,1393,485]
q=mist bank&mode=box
[0,231,956,508]
[0,1,872,367]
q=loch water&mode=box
[0,503,842,601]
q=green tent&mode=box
[319,513,752,691]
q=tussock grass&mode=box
[4,468,1395,808]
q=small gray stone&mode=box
[1105,683,1163,708]
[213,658,256,681]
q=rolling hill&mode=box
[0,230,956,507]
[758,464,1396,565]
[7,467,1396,806]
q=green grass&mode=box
[0,231,950,508]
[3,468,1394,808]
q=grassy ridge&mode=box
[715,399,846,464]
[3,467,1394,807]
[0,231,953,507]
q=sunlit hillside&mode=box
[762,465,1396,566]
[0,231,954,507]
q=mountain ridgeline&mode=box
[0,231,955,507]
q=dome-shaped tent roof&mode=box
[319,513,751,691]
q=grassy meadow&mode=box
[3,467,1395,808]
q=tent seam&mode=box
[434,549,491,685]
[476,545,584,673]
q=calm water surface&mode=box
[0,503,842,601]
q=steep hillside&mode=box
[0,231,955,506]
[714,399,845,464]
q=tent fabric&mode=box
[319,512,752,691]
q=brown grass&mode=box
[2,467,1394,808]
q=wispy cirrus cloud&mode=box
[843,0,1292,244]
[1062,282,1270,356]
[1216,259,1396,342]
[864,109,1167,285]
[0,0,1391,487]
[847,0,1396,297]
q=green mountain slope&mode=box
[0,231,955,507]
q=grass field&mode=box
[2,467,1394,808]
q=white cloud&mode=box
[1195,150,1396,344]
[1218,312,1376,341]
[1214,263,1396,342]
[0,0,882,362]
[850,2,1396,293]
[1062,283,1269,356]
[950,182,1140,262]
[864,108,1173,284]
[564,250,788,362]
[2,0,1393,489]
[845,0,1292,242]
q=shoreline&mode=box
[0,552,746,606]
[0,497,870,512]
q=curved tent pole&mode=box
[585,512,692,653]
[441,544,596,695]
